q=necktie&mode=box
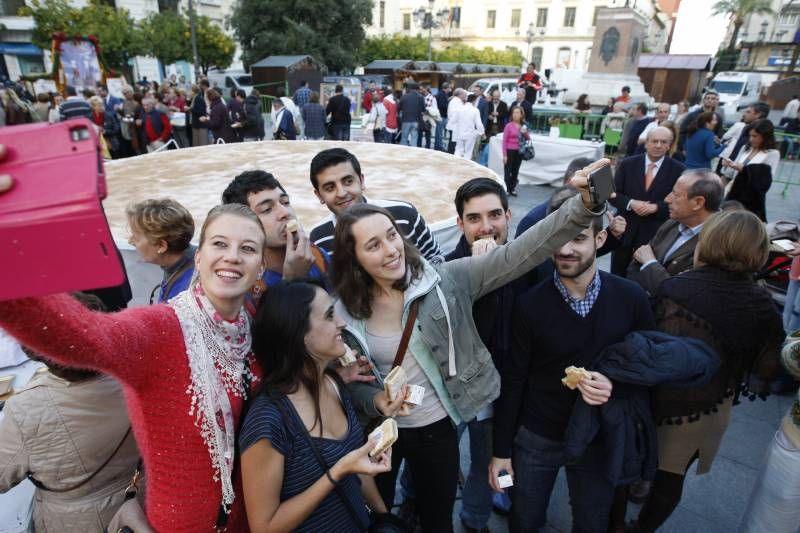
[644,162,657,191]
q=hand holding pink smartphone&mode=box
[0,119,124,301]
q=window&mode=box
[779,11,799,26]
[536,8,548,28]
[379,1,385,28]
[557,47,571,68]
[563,7,576,27]
[157,0,177,11]
[0,0,25,15]
[451,6,461,28]
[487,10,496,29]
[403,13,411,30]
[511,8,521,29]
[530,46,543,68]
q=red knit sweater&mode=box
[0,294,249,532]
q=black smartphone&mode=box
[588,165,615,205]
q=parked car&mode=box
[206,69,254,96]
[706,71,763,126]
[467,78,519,106]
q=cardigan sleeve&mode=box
[0,294,177,389]
[0,407,28,492]
[704,131,725,159]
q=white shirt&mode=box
[638,120,659,142]
[627,155,665,211]
[453,103,484,141]
[783,98,799,120]
[446,98,464,132]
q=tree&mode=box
[139,11,191,68]
[22,0,146,73]
[357,34,524,67]
[231,0,373,72]
[711,0,773,53]
[194,16,236,74]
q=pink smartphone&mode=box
[0,119,124,301]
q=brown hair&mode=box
[659,120,679,155]
[198,203,266,251]
[331,204,424,319]
[510,106,525,125]
[206,88,221,101]
[126,198,195,254]
[696,210,769,273]
[687,111,716,137]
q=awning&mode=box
[0,43,44,57]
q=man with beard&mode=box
[490,203,654,533]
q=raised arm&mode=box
[0,294,170,389]
[445,170,606,301]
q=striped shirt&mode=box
[239,388,368,532]
[309,197,444,264]
[59,97,92,121]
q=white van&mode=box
[467,78,519,106]
[206,69,254,96]
[707,71,762,125]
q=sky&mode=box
[669,0,731,55]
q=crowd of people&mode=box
[0,68,798,533]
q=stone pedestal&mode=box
[565,7,651,106]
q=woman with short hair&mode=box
[241,280,392,532]
[632,210,785,532]
[0,203,269,531]
[126,198,196,303]
[328,164,607,531]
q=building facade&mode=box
[366,0,674,72]
[726,0,799,78]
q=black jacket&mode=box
[445,235,532,374]
[241,95,265,139]
[726,163,772,222]
[564,330,719,486]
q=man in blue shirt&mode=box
[293,80,312,109]
[221,171,330,299]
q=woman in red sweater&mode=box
[0,203,266,532]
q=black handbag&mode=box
[519,132,535,161]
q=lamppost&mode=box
[188,0,200,81]
[525,23,545,65]
[413,0,450,62]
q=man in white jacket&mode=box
[454,94,485,160]
[446,88,467,153]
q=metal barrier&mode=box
[775,131,800,195]
[528,110,608,140]
[252,80,290,114]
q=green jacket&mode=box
[337,194,604,423]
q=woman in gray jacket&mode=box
[329,161,608,532]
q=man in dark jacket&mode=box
[446,178,534,532]
[190,79,210,146]
[490,202,655,533]
[434,82,451,151]
[623,103,653,158]
[397,83,425,146]
[509,88,534,125]
[325,84,351,141]
[226,89,245,143]
[240,89,265,141]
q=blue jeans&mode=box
[457,419,493,529]
[511,426,614,533]
[333,123,350,141]
[434,118,447,151]
[784,279,800,332]
[400,122,418,146]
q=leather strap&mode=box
[391,299,420,369]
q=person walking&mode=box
[502,106,529,197]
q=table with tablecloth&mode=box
[488,133,605,186]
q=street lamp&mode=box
[525,23,545,64]
[413,0,450,61]
[758,20,768,42]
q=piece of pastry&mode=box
[561,366,591,390]
[338,345,357,366]
[384,366,407,401]
[368,418,398,458]
[285,218,300,234]
[471,236,497,256]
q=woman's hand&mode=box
[488,457,514,493]
[569,158,613,209]
[373,387,411,417]
[335,355,375,384]
[331,439,392,479]
[576,371,613,406]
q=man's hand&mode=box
[282,228,313,281]
[631,200,658,217]
[570,158,613,209]
[633,244,656,264]
[787,241,800,258]
[576,371,613,406]
[488,457,514,493]
[607,212,626,238]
